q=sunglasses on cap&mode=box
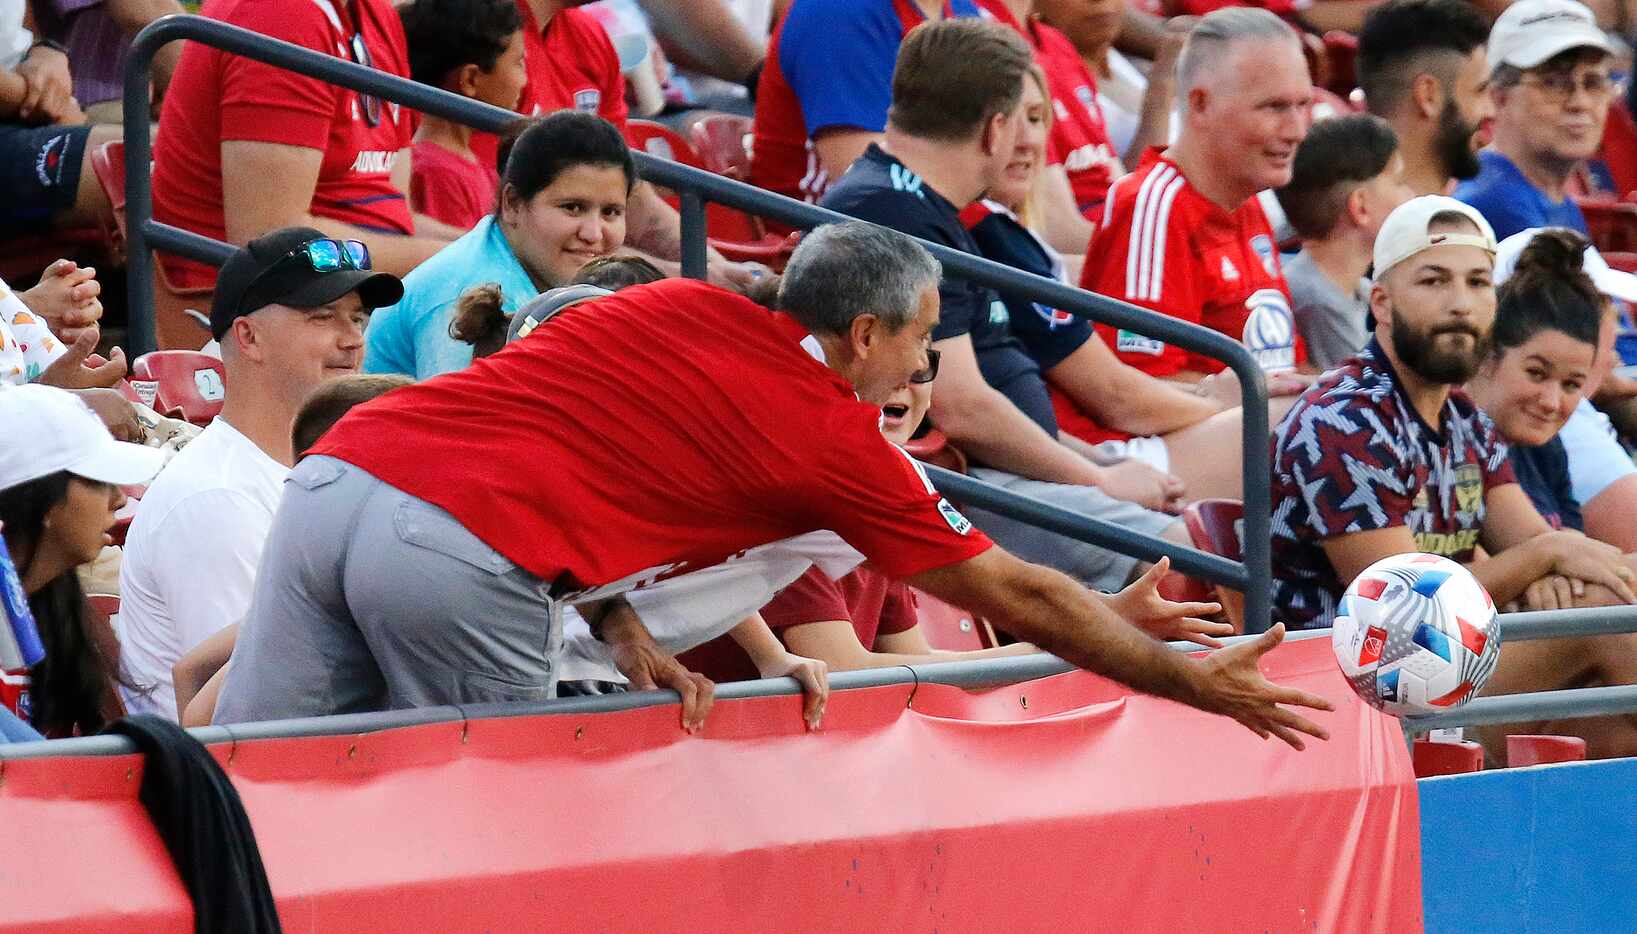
[236,238,372,318]
[910,348,941,385]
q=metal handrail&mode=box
[123,16,1268,629]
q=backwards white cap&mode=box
[1488,0,1613,76]
[1373,195,1498,278]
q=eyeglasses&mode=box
[910,348,941,385]
[1521,70,1615,103]
[236,239,372,317]
[348,33,382,127]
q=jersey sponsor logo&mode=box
[1220,255,1239,281]
[573,88,601,112]
[1241,288,1296,372]
[1062,142,1116,173]
[1116,329,1164,356]
[1413,528,1482,556]
[349,149,397,174]
[1124,164,1185,302]
[1034,303,1077,329]
[1250,233,1278,278]
[937,498,974,536]
[889,163,925,198]
[987,299,1009,327]
[1454,463,1484,515]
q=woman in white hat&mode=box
[0,385,164,737]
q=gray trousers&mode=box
[212,456,562,724]
[961,467,1178,592]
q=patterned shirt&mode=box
[1270,340,1517,628]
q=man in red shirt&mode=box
[1080,8,1311,386]
[210,220,1331,751]
[151,0,457,348]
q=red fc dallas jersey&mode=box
[980,1,1120,215]
[470,3,627,172]
[1080,149,1302,377]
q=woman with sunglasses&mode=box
[363,111,637,380]
[0,386,165,737]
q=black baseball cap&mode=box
[209,227,405,339]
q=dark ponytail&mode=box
[448,283,510,359]
[1492,228,1606,358]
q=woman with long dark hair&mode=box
[0,386,163,736]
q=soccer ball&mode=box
[1331,553,1502,718]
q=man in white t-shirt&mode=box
[117,227,402,718]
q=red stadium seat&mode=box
[624,119,800,271]
[91,140,214,349]
[903,428,968,474]
[910,587,995,650]
[1181,498,1247,633]
[1506,734,1587,767]
[1412,737,1485,777]
[1577,197,1637,254]
[689,114,755,181]
[1310,88,1356,123]
[130,349,227,425]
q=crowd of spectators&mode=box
[4,0,1637,771]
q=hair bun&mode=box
[1515,227,1591,280]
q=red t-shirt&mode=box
[1028,18,1119,216]
[151,0,415,289]
[311,278,993,593]
[677,564,920,683]
[469,4,628,171]
[1080,148,1301,378]
[410,140,496,232]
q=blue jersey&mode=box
[1454,150,1589,240]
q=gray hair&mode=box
[777,222,942,334]
[1176,7,1299,91]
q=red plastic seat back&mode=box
[1321,31,1358,96]
[1412,738,1485,777]
[130,350,227,425]
[910,588,991,651]
[1182,499,1245,562]
[1577,197,1637,254]
[689,114,755,180]
[89,140,128,265]
[1506,734,1587,767]
[1181,498,1246,632]
[625,119,768,244]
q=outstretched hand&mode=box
[1106,557,1231,648]
[1191,623,1334,750]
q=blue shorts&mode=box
[0,122,90,235]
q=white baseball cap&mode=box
[0,385,164,492]
[1373,195,1498,278]
[1488,0,1613,76]
[1495,226,1637,302]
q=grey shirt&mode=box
[1284,249,1370,372]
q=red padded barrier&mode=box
[0,637,1421,932]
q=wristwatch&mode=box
[29,38,70,56]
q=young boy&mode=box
[1274,114,1415,371]
[398,0,527,230]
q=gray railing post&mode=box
[679,191,708,280]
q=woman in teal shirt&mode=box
[364,111,637,378]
